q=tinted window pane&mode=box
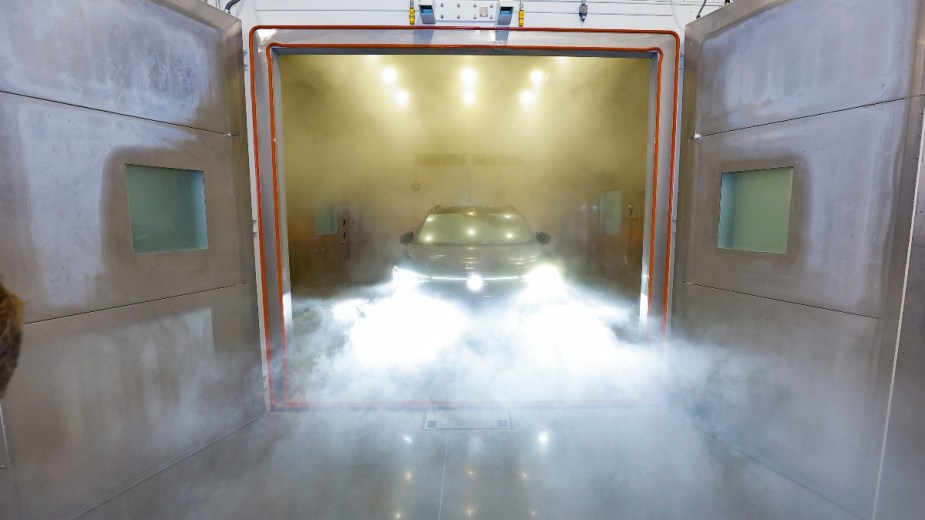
[718,167,793,254]
[125,164,208,253]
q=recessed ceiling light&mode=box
[382,67,398,84]
[461,67,477,86]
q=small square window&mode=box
[314,206,337,236]
[599,189,622,236]
[125,165,208,253]
[718,167,793,254]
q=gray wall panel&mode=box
[672,283,884,514]
[684,98,920,318]
[0,464,17,519]
[875,117,925,519]
[0,0,235,134]
[676,1,925,517]
[0,93,250,323]
[689,0,924,138]
[0,1,261,518]
[1,285,262,520]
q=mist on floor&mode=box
[286,279,663,404]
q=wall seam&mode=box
[682,282,881,320]
[68,412,266,520]
[0,89,235,138]
[694,94,925,140]
[25,282,253,326]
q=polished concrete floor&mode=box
[80,407,861,519]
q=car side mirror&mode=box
[400,231,414,245]
[536,232,551,245]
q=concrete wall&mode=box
[279,54,651,298]
[0,1,263,518]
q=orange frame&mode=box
[248,26,681,410]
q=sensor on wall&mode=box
[418,1,514,25]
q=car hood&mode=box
[404,243,544,277]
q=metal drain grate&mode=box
[423,410,512,430]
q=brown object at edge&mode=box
[0,282,24,399]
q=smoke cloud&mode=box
[287,280,663,406]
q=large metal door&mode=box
[0,1,261,518]
[673,0,925,517]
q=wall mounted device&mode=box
[419,1,434,23]
[418,1,515,25]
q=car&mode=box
[392,205,562,297]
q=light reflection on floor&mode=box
[287,281,662,404]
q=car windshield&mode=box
[416,208,535,246]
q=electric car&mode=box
[392,205,562,297]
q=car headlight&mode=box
[524,264,563,289]
[466,274,485,292]
[393,265,429,288]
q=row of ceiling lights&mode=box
[379,65,548,107]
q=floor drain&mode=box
[423,410,512,430]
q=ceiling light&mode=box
[395,89,409,105]
[382,67,398,84]
[463,91,476,105]
[461,67,477,86]
[520,90,536,105]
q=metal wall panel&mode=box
[1,285,263,519]
[0,93,250,323]
[683,98,921,318]
[0,0,237,134]
[0,1,261,519]
[0,448,16,519]
[874,108,925,519]
[684,0,925,138]
[672,283,885,514]
[675,1,925,518]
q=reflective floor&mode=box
[80,408,861,520]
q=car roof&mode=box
[429,205,519,215]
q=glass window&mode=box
[314,206,337,235]
[416,207,534,245]
[125,164,208,254]
[718,167,793,254]
[599,190,622,236]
